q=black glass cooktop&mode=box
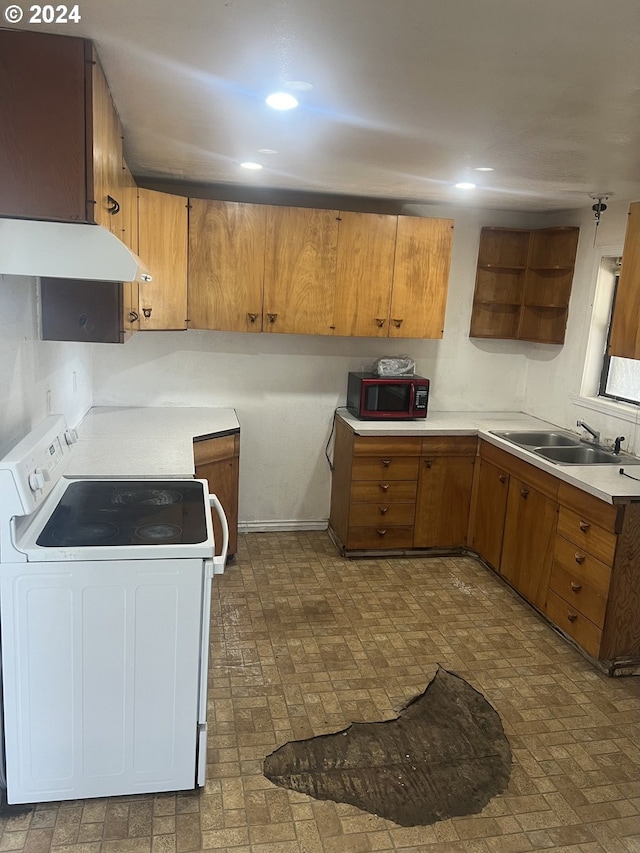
[37,480,208,548]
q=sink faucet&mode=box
[613,436,626,454]
[576,420,600,445]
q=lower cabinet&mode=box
[193,432,240,558]
[469,457,509,569]
[414,438,476,548]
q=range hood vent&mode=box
[0,218,152,283]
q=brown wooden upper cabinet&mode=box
[189,199,268,333]
[469,226,579,344]
[0,30,124,227]
[189,202,454,339]
[608,201,640,360]
[263,205,339,335]
[138,189,188,331]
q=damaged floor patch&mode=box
[263,667,511,826]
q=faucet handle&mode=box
[613,436,626,454]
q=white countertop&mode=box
[68,407,239,479]
[338,410,640,504]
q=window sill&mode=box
[570,393,639,425]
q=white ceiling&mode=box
[18,0,640,212]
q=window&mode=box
[599,272,640,405]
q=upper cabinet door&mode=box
[90,51,124,234]
[189,199,266,332]
[263,206,339,335]
[608,202,640,360]
[0,30,89,222]
[138,189,188,331]
[389,217,454,338]
[332,212,397,337]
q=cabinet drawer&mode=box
[350,481,418,503]
[350,502,415,526]
[557,482,622,533]
[351,457,420,481]
[353,436,422,457]
[545,590,602,659]
[549,563,608,628]
[193,434,239,465]
[556,507,617,565]
[346,526,414,550]
[421,436,477,456]
[553,535,612,593]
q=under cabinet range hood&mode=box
[0,218,152,283]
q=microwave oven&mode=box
[346,372,430,420]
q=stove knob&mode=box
[28,469,46,492]
[64,428,79,445]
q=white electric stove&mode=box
[0,415,228,805]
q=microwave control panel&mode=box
[415,387,429,409]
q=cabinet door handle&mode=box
[423,459,433,468]
[499,474,507,483]
[379,506,389,515]
[379,483,390,491]
[520,487,529,498]
[381,459,391,467]
[567,612,578,623]
[375,318,386,328]
[376,529,387,536]
[570,581,582,592]
[574,552,586,564]
[142,307,152,318]
[107,194,120,215]
[579,520,590,532]
[128,311,139,322]
[247,312,258,323]
[267,313,278,323]
[392,318,403,328]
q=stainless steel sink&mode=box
[490,429,640,466]
[492,430,581,447]
[535,445,640,465]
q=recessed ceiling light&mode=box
[240,162,262,170]
[266,92,299,110]
[257,148,278,154]
[474,167,494,172]
[455,182,477,189]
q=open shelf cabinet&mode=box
[470,226,579,344]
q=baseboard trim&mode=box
[238,520,329,533]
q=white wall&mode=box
[90,205,546,526]
[0,274,93,458]
[523,199,640,454]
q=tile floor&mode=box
[1,531,639,852]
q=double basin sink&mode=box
[490,430,640,466]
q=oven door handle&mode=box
[209,493,229,574]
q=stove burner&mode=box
[135,523,183,542]
[52,521,120,545]
[112,488,183,506]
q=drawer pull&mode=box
[376,529,387,537]
[574,552,586,564]
[499,474,507,484]
[247,312,259,323]
[423,459,433,469]
[570,581,582,593]
[381,459,391,467]
[579,520,590,532]
[375,317,386,328]
[379,483,390,491]
[520,487,529,499]
[392,318,404,328]
[267,313,278,323]
[379,506,389,515]
[567,612,578,623]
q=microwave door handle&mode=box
[409,382,416,415]
[209,493,229,574]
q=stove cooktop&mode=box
[36,480,209,548]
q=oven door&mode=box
[0,558,204,804]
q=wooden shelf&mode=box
[469,226,579,345]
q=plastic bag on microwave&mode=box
[374,357,416,376]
